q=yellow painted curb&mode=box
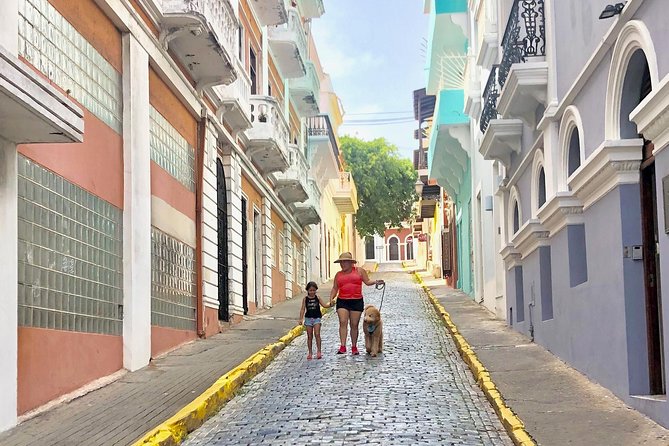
[132,317,314,446]
[407,268,536,446]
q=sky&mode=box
[311,0,429,160]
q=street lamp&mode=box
[598,2,625,19]
[415,179,424,196]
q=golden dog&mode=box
[363,304,383,357]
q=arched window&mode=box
[567,128,581,177]
[513,202,520,234]
[538,168,546,208]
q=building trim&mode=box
[536,192,584,237]
[557,105,585,191]
[530,148,546,218]
[512,219,550,260]
[631,72,669,154]
[567,139,643,211]
[605,20,659,141]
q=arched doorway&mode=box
[406,236,414,260]
[388,237,399,261]
[365,236,375,260]
[216,159,229,322]
[622,49,664,394]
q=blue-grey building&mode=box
[465,0,669,427]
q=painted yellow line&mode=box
[407,268,536,446]
[133,306,335,446]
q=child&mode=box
[299,281,332,360]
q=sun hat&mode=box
[334,252,357,263]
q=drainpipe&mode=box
[195,115,206,337]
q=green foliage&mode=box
[340,136,418,237]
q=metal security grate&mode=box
[18,0,123,133]
[17,156,124,335]
[150,106,196,191]
[151,228,196,331]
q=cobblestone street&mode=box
[184,264,512,445]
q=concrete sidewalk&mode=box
[0,283,332,446]
[417,270,669,446]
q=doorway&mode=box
[365,236,375,260]
[406,236,414,261]
[388,237,399,261]
[254,209,262,308]
[216,159,229,322]
[241,197,249,315]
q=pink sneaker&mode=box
[307,354,312,360]
[316,352,322,359]
[351,346,360,355]
[337,345,346,354]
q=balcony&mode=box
[419,184,441,219]
[248,0,288,26]
[479,65,523,168]
[298,0,325,18]
[290,61,320,117]
[495,0,548,122]
[0,45,83,143]
[292,179,321,227]
[307,115,341,187]
[475,0,498,69]
[213,59,252,134]
[463,56,481,119]
[246,96,290,174]
[161,0,238,89]
[273,144,309,205]
[330,171,358,214]
[268,8,308,79]
[425,0,468,95]
[427,89,470,199]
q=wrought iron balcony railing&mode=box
[498,0,546,88]
[480,65,500,133]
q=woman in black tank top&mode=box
[299,282,332,360]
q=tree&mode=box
[340,136,417,237]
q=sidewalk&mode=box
[417,270,669,446]
[0,283,331,446]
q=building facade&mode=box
[427,0,669,428]
[0,0,356,432]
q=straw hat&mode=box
[334,252,357,263]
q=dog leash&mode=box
[375,281,386,312]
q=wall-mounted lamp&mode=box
[415,179,424,196]
[598,2,625,19]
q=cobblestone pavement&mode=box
[183,264,512,446]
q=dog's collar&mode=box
[366,324,376,334]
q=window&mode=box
[568,129,581,177]
[238,26,244,63]
[513,202,520,234]
[538,168,546,208]
[539,246,553,320]
[568,224,588,287]
[515,266,524,323]
[250,47,258,95]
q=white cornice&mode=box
[479,119,523,167]
[631,73,669,155]
[536,192,583,237]
[500,243,521,271]
[568,139,643,211]
[512,219,550,260]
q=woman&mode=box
[329,252,384,355]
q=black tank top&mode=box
[305,296,322,318]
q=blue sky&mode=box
[311,0,429,160]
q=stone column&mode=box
[262,197,273,307]
[202,121,220,312]
[222,151,244,316]
[0,137,17,431]
[122,33,151,372]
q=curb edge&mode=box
[408,267,537,446]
